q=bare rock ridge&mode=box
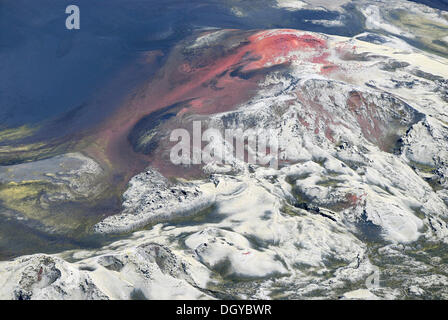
[93,170,216,234]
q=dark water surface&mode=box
[0,0,444,129]
[0,0,364,130]
[407,0,448,10]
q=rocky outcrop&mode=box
[93,169,216,234]
[0,242,211,300]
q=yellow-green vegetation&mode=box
[137,130,157,148]
[411,206,427,220]
[0,125,37,143]
[408,240,448,258]
[386,9,448,57]
[0,179,118,237]
[0,142,65,166]
[280,204,298,217]
[0,135,92,166]
[409,160,436,174]
[316,178,342,187]
[0,181,58,221]
[408,160,444,191]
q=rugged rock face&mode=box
[93,169,216,234]
[0,242,211,300]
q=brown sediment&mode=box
[347,91,386,150]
